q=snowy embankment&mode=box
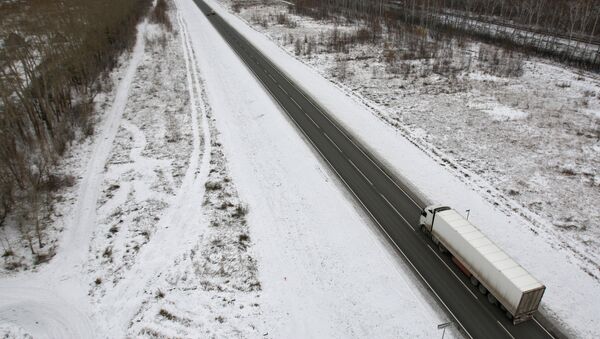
[204,0,599,337]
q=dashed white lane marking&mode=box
[498,321,516,339]
[278,84,288,95]
[427,244,479,300]
[269,63,422,210]
[305,113,320,128]
[323,132,342,154]
[348,159,374,186]
[378,193,415,232]
[289,96,302,111]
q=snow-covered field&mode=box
[204,0,599,337]
[1,7,266,337]
[1,0,598,337]
[222,1,600,281]
[0,1,453,337]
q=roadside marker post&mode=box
[438,321,453,339]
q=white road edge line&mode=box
[235,39,418,210]
[289,110,473,339]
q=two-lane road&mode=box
[191,1,557,338]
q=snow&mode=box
[0,18,150,339]
[0,324,32,339]
[470,101,529,121]
[0,0,597,336]
[227,4,600,276]
[205,0,600,337]
[176,0,451,337]
[438,12,600,63]
[1,1,452,337]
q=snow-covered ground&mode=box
[175,0,452,337]
[1,0,597,336]
[204,0,600,337]
[1,6,263,337]
[0,1,453,337]
[222,1,600,281]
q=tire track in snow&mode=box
[101,13,213,336]
[120,120,174,203]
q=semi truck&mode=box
[419,205,545,324]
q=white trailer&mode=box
[419,205,545,324]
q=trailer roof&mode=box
[440,211,543,293]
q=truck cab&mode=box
[419,205,451,233]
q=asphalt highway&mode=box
[192,1,558,338]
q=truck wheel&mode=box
[438,243,447,253]
[487,293,497,305]
[505,311,513,320]
[478,284,487,295]
[420,225,427,234]
[500,304,507,312]
[470,276,479,286]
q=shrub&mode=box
[233,203,249,218]
[150,0,173,32]
[159,309,176,321]
[205,180,222,191]
[102,246,113,258]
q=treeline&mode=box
[294,0,600,38]
[442,0,600,41]
[0,0,151,255]
[292,0,600,69]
